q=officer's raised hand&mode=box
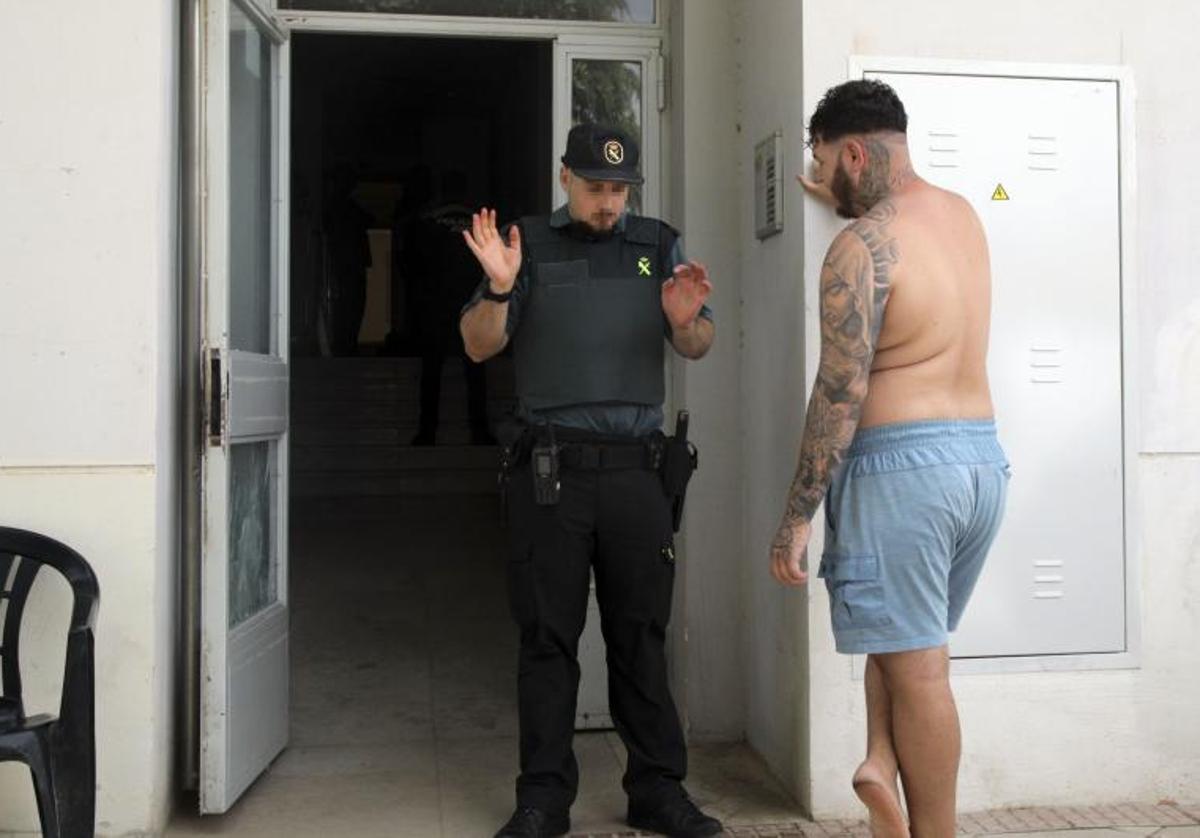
[661,260,711,330]
[462,207,521,292]
[662,260,714,360]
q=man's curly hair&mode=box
[807,79,908,143]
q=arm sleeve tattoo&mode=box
[778,202,898,532]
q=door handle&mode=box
[206,348,223,446]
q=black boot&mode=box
[627,793,723,837]
[494,806,571,838]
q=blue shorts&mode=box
[818,420,1010,655]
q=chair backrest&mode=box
[0,528,100,720]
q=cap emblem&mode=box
[603,140,625,165]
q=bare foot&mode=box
[852,760,909,838]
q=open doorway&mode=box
[288,33,551,364]
[169,23,803,837]
[286,30,551,819]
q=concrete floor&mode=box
[167,493,801,838]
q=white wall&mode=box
[0,1,180,834]
[667,0,747,741]
[787,0,1200,818]
[720,0,815,807]
[658,0,1200,818]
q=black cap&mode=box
[561,123,644,185]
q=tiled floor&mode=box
[162,494,1200,838]
[167,493,801,837]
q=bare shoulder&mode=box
[942,188,990,254]
[836,200,901,284]
[947,184,980,212]
[935,186,985,229]
[846,198,899,240]
[897,184,988,251]
[817,205,899,349]
[823,226,871,268]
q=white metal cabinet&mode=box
[862,68,1127,658]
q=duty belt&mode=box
[558,440,663,471]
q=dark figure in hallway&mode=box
[385,163,434,356]
[323,165,373,356]
[460,124,721,838]
[407,169,493,445]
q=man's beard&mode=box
[588,210,619,230]
[830,163,861,219]
[831,147,894,219]
[569,212,619,239]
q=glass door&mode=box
[199,0,291,813]
[554,39,662,215]
[554,37,664,730]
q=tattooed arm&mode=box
[770,205,897,586]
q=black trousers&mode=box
[505,460,687,814]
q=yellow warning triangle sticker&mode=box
[991,183,1010,201]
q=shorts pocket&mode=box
[817,553,892,630]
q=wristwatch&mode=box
[481,284,512,303]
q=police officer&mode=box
[460,124,721,838]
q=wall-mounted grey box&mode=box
[755,132,784,239]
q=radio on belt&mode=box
[531,425,561,506]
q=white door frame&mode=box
[272,7,683,730]
[272,6,667,213]
[552,37,664,215]
[272,1,667,40]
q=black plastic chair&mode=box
[0,527,99,838]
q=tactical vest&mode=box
[512,214,678,411]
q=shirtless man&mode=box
[769,80,1010,838]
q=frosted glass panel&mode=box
[277,0,655,24]
[229,442,277,627]
[229,3,274,354]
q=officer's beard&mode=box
[569,215,618,240]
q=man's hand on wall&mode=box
[797,168,836,208]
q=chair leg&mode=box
[54,631,97,838]
[50,732,95,838]
[23,734,62,838]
